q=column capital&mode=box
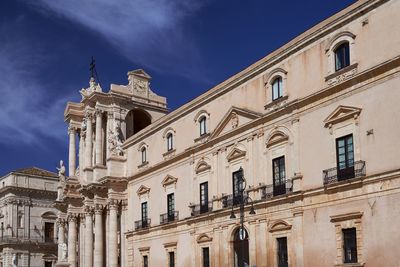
[68,125,77,135]
[107,111,114,120]
[95,108,104,117]
[57,218,67,227]
[108,198,119,210]
[85,110,94,121]
[67,213,77,222]
[121,199,128,211]
[94,203,104,215]
[84,205,94,216]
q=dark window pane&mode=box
[336,134,355,180]
[272,77,283,100]
[200,182,209,213]
[203,247,210,267]
[169,251,175,267]
[143,255,148,267]
[343,228,358,263]
[167,193,175,220]
[335,42,350,71]
[277,237,288,267]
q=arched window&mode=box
[167,133,173,151]
[141,147,147,163]
[334,42,350,71]
[272,76,283,100]
[199,116,207,136]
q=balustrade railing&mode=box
[261,179,293,199]
[160,211,179,225]
[323,160,366,185]
[189,202,213,216]
[134,219,151,230]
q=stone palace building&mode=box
[0,167,58,267]
[56,0,400,266]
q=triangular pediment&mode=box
[210,107,262,139]
[226,147,246,162]
[324,105,362,127]
[127,69,151,80]
[162,175,178,187]
[136,185,150,196]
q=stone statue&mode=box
[108,125,124,156]
[59,242,68,261]
[56,160,66,181]
[80,77,102,99]
[231,112,239,129]
[12,254,17,267]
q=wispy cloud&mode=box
[25,0,210,79]
[0,21,71,145]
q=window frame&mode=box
[202,247,210,267]
[169,251,175,267]
[141,147,147,164]
[141,202,148,226]
[167,133,173,151]
[343,228,358,264]
[272,76,283,101]
[199,116,207,136]
[272,156,286,196]
[143,255,148,267]
[167,193,175,221]
[334,42,350,71]
[277,237,288,267]
[336,134,355,180]
[199,182,209,213]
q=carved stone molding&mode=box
[325,63,358,86]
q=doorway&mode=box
[233,227,249,267]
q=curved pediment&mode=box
[268,220,292,233]
[195,160,211,174]
[266,131,289,148]
[324,105,362,128]
[136,185,150,196]
[162,175,178,187]
[226,146,246,162]
[196,233,213,243]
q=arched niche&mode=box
[125,108,152,139]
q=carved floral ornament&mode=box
[162,175,178,188]
[323,105,362,130]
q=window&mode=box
[143,255,148,267]
[199,116,207,136]
[141,202,148,227]
[336,134,354,180]
[273,156,286,196]
[167,133,173,151]
[167,193,175,221]
[232,169,243,205]
[334,42,350,71]
[44,222,54,242]
[200,182,209,213]
[169,251,175,267]
[17,211,24,228]
[202,247,210,267]
[141,147,147,164]
[277,237,288,267]
[343,228,357,263]
[272,76,283,100]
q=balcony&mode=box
[0,233,56,245]
[134,219,151,231]
[160,211,179,225]
[222,193,249,208]
[323,160,366,185]
[261,179,293,199]
[189,202,213,216]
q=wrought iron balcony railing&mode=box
[221,192,249,208]
[261,179,293,199]
[0,234,56,245]
[160,211,179,225]
[323,160,366,185]
[134,219,151,230]
[189,202,213,216]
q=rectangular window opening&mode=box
[343,228,358,263]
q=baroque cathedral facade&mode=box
[55,0,400,266]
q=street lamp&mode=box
[229,167,256,266]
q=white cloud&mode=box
[25,0,209,79]
[0,25,71,145]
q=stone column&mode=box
[68,126,76,176]
[57,219,66,262]
[120,201,127,267]
[94,205,103,267]
[79,130,85,175]
[84,207,94,267]
[68,215,77,267]
[106,112,113,159]
[85,112,94,169]
[108,200,119,267]
[95,109,104,166]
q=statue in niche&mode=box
[108,125,124,156]
[231,112,239,129]
[59,242,68,261]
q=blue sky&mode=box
[0,0,355,175]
